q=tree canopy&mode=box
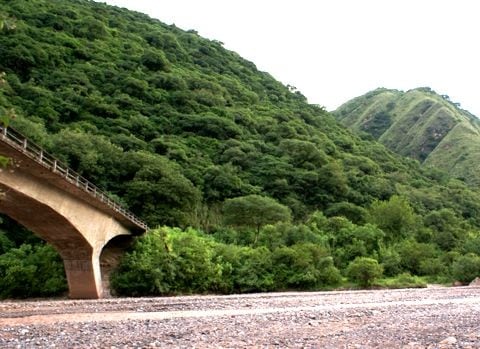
[223,194,291,243]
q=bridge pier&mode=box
[60,244,105,299]
[60,235,133,299]
[63,257,103,299]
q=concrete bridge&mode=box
[0,126,148,299]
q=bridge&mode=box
[0,126,148,299]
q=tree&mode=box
[223,195,291,245]
[424,209,466,250]
[125,152,201,227]
[347,257,383,287]
[394,239,439,275]
[141,49,171,72]
[367,195,418,242]
[325,201,368,224]
[203,164,258,203]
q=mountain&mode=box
[1,0,480,227]
[334,87,480,186]
[3,0,480,298]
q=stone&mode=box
[469,277,480,286]
[439,336,457,345]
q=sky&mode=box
[99,0,480,116]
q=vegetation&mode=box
[111,226,342,295]
[346,257,383,287]
[223,195,291,244]
[376,273,427,289]
[0,0,480,298]
[334,87,480,187]
[0,243,67,298]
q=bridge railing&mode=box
[0,126,148,231]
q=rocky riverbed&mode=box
[1,286,480,348]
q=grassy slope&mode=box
[335,87,480,186]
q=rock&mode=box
[1,289,480,348]
[469,277,480,286]
[439,336,457,345]
[453,281,463,286]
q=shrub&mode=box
[379,247,402,277]
[0,244,67,298]
[378,272,427,289]
[168,229,220,292]
[394,273,427,288]
[112,227,274,295]
[451,253,480,284]
[347,257,383,287]
[462,234,480,255]
[110,229,175,296]
[418,257,447,276]
[271,243,341,290]
[232,246,274,293]
[395,239,439,274]
[0,231,14,254]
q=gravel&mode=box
[1,286,480,348]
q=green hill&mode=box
[2,0,480,297]
[0,0,430,226]
[334,87,480,186]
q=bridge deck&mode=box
[0,126,148,233]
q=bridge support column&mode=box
[63,250,104,299]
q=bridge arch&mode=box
[0,181,131,298]
[100,235,134,296]
[0,127,147,298]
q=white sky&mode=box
[99,0,480,116]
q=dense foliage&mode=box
[1,0,480,297]
[111,226,342,295]
[0,242,66,298]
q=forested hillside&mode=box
[1,0,480,298]
[334,87,480,187]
